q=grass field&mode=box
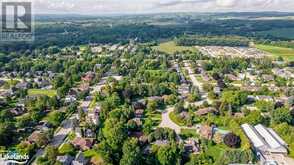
[153,41,197,54]
[180,129,199,140]
[169,112,186,126]
[256,44,294,61]
[28,89,57,97]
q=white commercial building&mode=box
[241,123,288,165]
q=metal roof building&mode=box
[241,123,288,154]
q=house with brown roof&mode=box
[71,137,94,151]
[196,107,217,116]
[199,125,213,140]
[82,72,95,82]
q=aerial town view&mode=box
[0,0,294,165]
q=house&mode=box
[129,131,144,139]
[9,105,26,116]
[148,96,163,102]
[80,101,91,112]
[72,151,89,165]
[179,111,189,120]
[134,109,144,118]
[68,88,78,97]
[0,80,5,86]
[85,129,95,138]
[65,95,77,104]
[196,107,217,116]
[15,82,29,89]
[34,78,50,88]
[132,101,146,110]
[87,107,100,125]
[199,125,213,140]
[56,155,74,165]
[255,95,274,102]
[226,74,240,81]
[27,131,44,144]
[94,64,102,72]
[178,83,190,97]
[75,127,83,137]
[241,86,261,92]
[241,123,288,165]
[153,140,169,146]
[82,72,95,82]
[71,137,93,151]
[213,86,221,95]
[184,138,200,154]
[262,75,274,82]
[78,83,90,92]
[91,46,103,53]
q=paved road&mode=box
[159,107,181,134]
[159,107,198,134]
[183,62,212,104]
[29,114,77,165]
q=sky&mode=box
[27,0,294,14]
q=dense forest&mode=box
[1,12,294,53]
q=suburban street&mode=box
[159,107,181,134]
[30,113,77,165]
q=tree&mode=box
[0,122,15,146]
[143,118,153,134]
[35,133,49,148]
[120,138,141,165]
[147,100,157,112]
[17,141,36,156]
[46,111,65,127]
[102,118,127,152]
[214,149,255,165]
[223,133,241,148]
[174,101,184,114]
[58,143,76,156]
[255,100,274,112]
[157,143,182,165]
[272,107,292,124]
[185,153,213,165]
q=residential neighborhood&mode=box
[1,8,294,165]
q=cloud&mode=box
[216,0,237,7]
[30,0,294,14]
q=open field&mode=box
[28,89,57,97]
[153,41,197,54]
[256,44,294,61]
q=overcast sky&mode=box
[29,0,294,14]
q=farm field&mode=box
[256,44,294,61]
[28,89,57,97]
[153,41,197,54]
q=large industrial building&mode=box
[241,123,288,165]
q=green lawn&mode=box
[169,112,186,126]
[256,44,294,61]
[153,41,197,54]
[180,129,199,140]
[206,144,227,163]
[28,89,57,97]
